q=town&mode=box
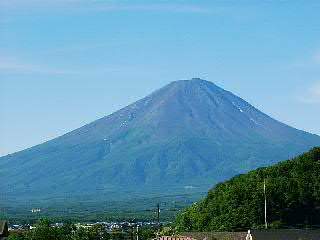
[7,220,166,232]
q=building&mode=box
[181,229,320,240]
[155,237,197,240]
[249,229,320,240]
[180,232,247,240]
[0,221,8,240]
[31,208,41,213]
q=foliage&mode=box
[8,232,28,240]
[138,226,156,240]
[159,226,176,236]
[175,147,320,231]
[8,219,159,240]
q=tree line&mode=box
[8,219,157,240]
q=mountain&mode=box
[175,147,320,231]
[1,78,320,204]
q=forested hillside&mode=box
[175,147,320,231]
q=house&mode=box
[0,221,8,240]
[181,229,320,240]
[155,236,197,240]
[249,229,320,240]
[180,232,247,240]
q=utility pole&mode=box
[264,179,267,230]
[157,203,160,240]
[136,225,139,240]
[157,203,160,226]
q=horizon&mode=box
[1,1,320,156]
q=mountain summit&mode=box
[1,79,320,202]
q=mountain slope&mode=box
[1,78,319,202]
[175,147,320,231]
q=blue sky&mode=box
[1,0,320,156]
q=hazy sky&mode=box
[1,0,320,156]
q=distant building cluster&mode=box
[75,221,162,232]
[31,208,41,213]
[156,237,196,240]
[8,220,164,233]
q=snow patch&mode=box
[120,120,127,127]
[144,98,151,106]
[232,101,244,113]
[130,103,138,110]
[250,118,260,125]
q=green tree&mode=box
[8,232,28,240]
[175,147,320,232]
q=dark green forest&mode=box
[175,147,320,231]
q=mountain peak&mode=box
[170,78,216,86]
[162,78,221,97]
[188,77,207,83]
